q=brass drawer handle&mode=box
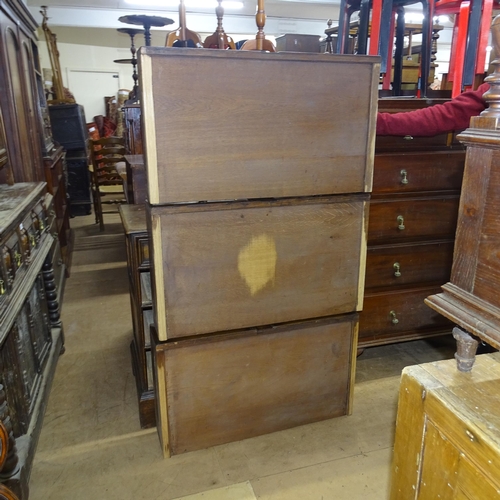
[403,135,413,140]
[0,279,5,295]
[400,169,409,185]
[390,310,399,324]
[397,215,405,230]
[393,262,401,277]
[14,252,22,267]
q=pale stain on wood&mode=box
[237,234,276,296]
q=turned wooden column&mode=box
[425,16,500,371]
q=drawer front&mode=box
[365,240,454,290]
[368,196,460,245]
[135,235,150,270]
[155,315,356,455]
[359,287,452,343]
[373,151,465,194]
[142,49,378,204]
[375,133,455,152]
[150,196,368,340]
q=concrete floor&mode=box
[29,213,457,499]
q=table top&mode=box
[117,27,145,36]
[118,14,174,28]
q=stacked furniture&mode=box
[48,104,91,217]
[0,182,64,498]
[359,98,466,348]
[139,47,379,455]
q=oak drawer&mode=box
[149,195,368,341]
[373,151,465,194]
[140,48,379,204]
[359,286,452,343]
[153,314,357,456]
[368,195,460,245]
[365,240,454,290]
[134,235,150,270]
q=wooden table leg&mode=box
[453,326,479,372]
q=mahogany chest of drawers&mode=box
[358,99,466,347]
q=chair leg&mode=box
[95,191,105,232]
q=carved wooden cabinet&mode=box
[390,353,500,499]
[119,204,154,428]
[140,48,379,456]
[0,0,71,280]
[0,182,64,498]
[358,99,466,347]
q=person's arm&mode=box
[376,83,490,136]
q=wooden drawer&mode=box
[149,195,369,341]
[375,133,455,152]
[368,195,460,245]
[152,314,357,456]
[140,48,379,204]
[365,240,454,290]
[134,235,149,270]
[359,286,452,344]
[373,151,465,194]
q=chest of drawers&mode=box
[140,48,379,456]
[358,100,466,347]
[119,204,155,428]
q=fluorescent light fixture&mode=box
[124,0,244,9]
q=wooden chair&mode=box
[165,0,202,48]
[90,137,127,232]
[240,0,276,52]
[203,0,236,49]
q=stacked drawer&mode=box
[359,105,466,347]
[139,47,379,456]
[119,203,155,428]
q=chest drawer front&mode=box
[135,236,150,270]
[156,314,356,455]
[373,151,465,194]
[359,287,452,343]
[365,241,454,290]
[150,196,368,340]
[142,49,378,204]
[368,196,460,245]
[375,133,453,152]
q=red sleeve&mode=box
[376,83,490,136]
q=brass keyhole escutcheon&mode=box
[393,262,401,277]
[400,169,409,185]
[397,215,405,230]
[390,310,399,324]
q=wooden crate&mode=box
[138,47,380,205]
[152,314,358,457]
[148,195,369,341]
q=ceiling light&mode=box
[124,0,244,9]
